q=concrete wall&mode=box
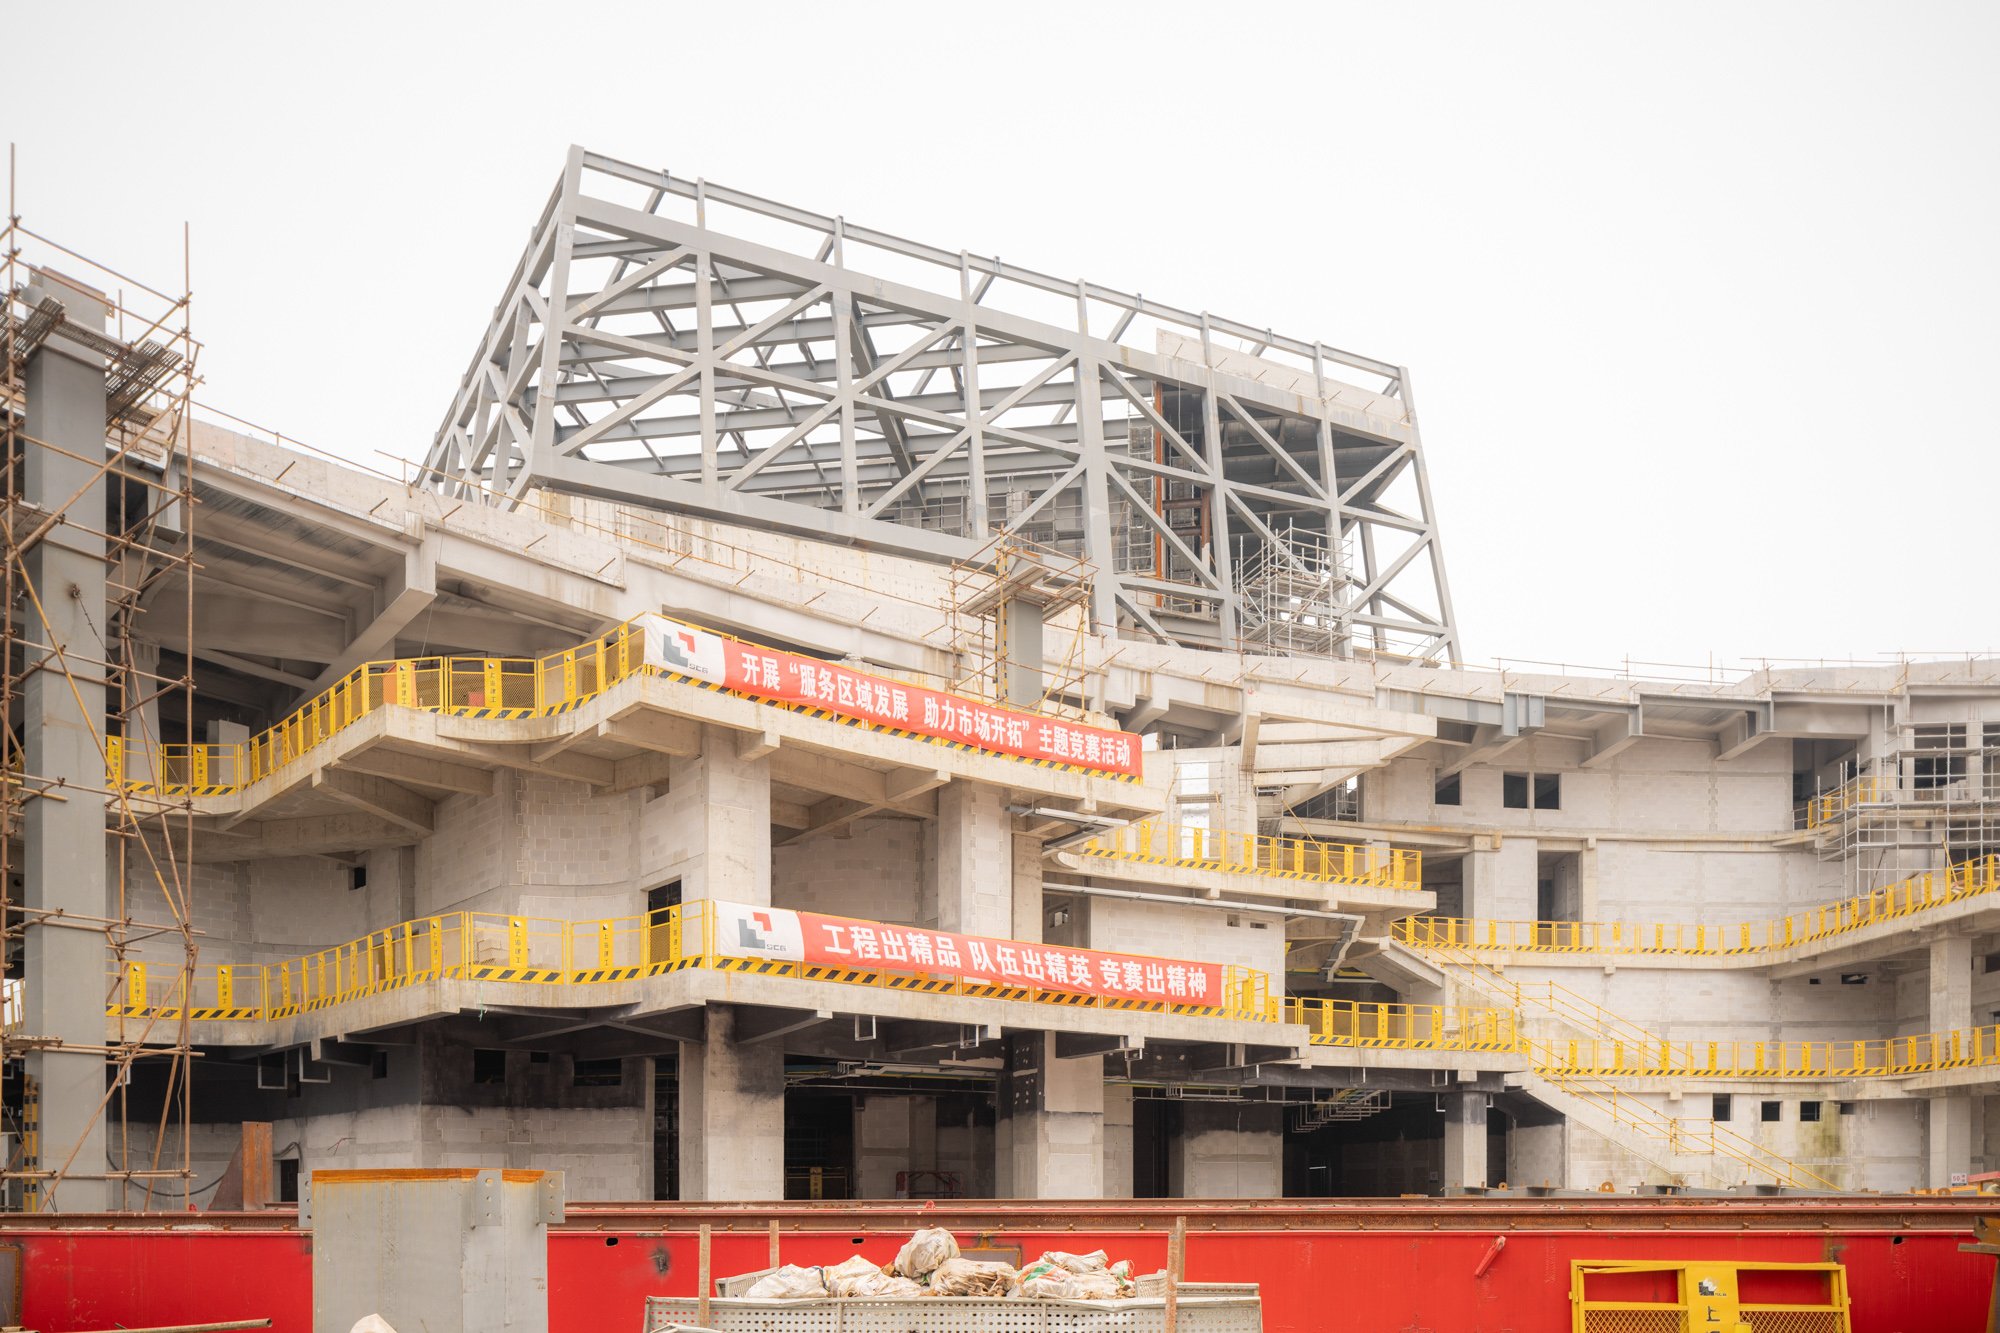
[1082,897,1284,979]
[1171,1103,1282,1197]
[1375,735,1798,839]
[775,816,923,921]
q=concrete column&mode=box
[1442,1092,1489,1190]
[1011,831,1043,944]
[1929,937,1976,1187]
[1102,1082,1135,1198]
[1578,843,1600,919]
[856,1095,936,1198]
[678,1006,784,1199]
[310,1167,563,1333]
[21,273,111,1212]
[928,780,1011,937]
[996,1034,1104,1198]
[669,725,772,906]
[1463,835,1536,922]
[1172,1103,1283,1198]
[1000,595,1046,708]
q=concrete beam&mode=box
[193,811,424,862]
[879,1019,1000,1059]
[1580,712,1642,769]
[731,1004,833,1045]
[303,540,439,694]
[1054,1032,1142,1060]
[337,746,496,796]
[312,770,436,835]
[1188,1041,1301,1071]
[607,708,703,758]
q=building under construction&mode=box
[6,146,2000,1245]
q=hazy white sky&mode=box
[8,2,1995,670]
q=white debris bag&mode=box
[1060,1269,1132,1300]
[928,1256,1018,1296]
[349,1319,399,1333]
[1042,1248,1110,1273]
[743,1264,827,1299]
[893,1226,960,1279]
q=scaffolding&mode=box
[0,155,202,1211]
[1805,722,2000,896]
[1234,520,1355,660]
[945,534,1094,721]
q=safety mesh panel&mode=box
[1580,1312,1687,1333]
[1742,1312,1846,1333]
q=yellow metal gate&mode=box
[1571,1260,1851,1333]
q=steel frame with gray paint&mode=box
[424,147,1460,663]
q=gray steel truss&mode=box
[424,147,1461,663]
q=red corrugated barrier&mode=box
[7,1198,1993,1333]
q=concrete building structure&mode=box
[7,149,2000,1209]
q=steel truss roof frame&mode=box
[424,147,1461,664]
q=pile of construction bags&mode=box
[740,1227,1139,1301]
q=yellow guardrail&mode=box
[1286,989,2000,1080]
[1533,1028,2000,1079]
[1397,853,2000,958]
[108,622,648,798]
[1807,772,1894,827]
[104,900,1280,1025]
[1286,997,1520,1051]
[1076,820,1422,890]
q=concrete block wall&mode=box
[118,854,246,965]
[1492,962,1901,1049]
[1552,1087,1923,1193]
[925,781,1013,938]
[1378,737,1795,835]
[774,816,922,921]
[415,779,523,917]
[640,730,771,906]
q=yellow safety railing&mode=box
[1807,772,1895,828]
[1397,852,2000,959]
[1076,820,1422,890]
[1531,1027,2000,1079]
[107,622,648,799]
[104,900,1281,1026]
[1286,997,1522,1052]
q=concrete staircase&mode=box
[1371,939,1838,1190]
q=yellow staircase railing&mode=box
[1396,853,2000,959]
[1415,939,1840,1189]
[108,622,649,798]
[1077,820,1422,890]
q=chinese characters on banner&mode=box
[711,902,1225,1007]
[640,615,1143,780]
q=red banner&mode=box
[641,615,1143,779]
[711,902,1225,1008]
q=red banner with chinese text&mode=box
[710,902,1226,1008]
[641,615,1142,780]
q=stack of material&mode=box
[1011,1249,1136,1300]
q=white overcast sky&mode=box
[8,2,1995,671]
